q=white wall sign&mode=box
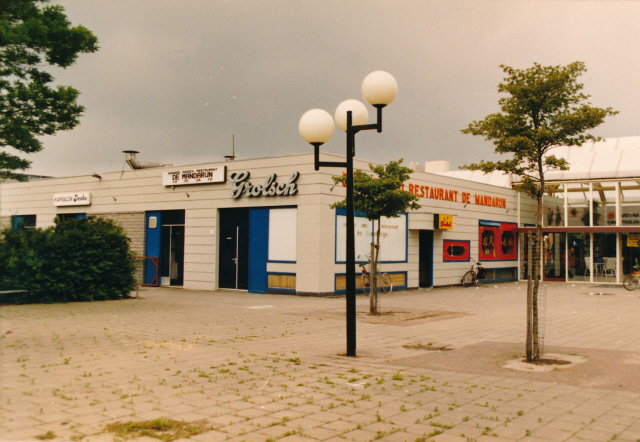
[376,214,407,262]
[53,192,91,206]
[606,208,640,226]
[163,166,226,186]
[268,208,297,262]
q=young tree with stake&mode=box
[461,62,617,361]
[332,159,420,314]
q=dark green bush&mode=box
[0,216,136,303]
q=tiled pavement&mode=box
[1,282,639,442]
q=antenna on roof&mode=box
[225,135,236,161]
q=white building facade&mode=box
[1,152,536,295]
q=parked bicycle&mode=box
[461,259,486,287]
[623,272,640,291]
[358,254,392,295]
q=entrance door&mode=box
[419,230,433,287]
[219,209,250,290]
[219,226,249,290]
[161,225,185,285]
[146,210,185,286]
[543,232,566,281]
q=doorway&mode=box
[219,209,250,290]
[419,230,433,287]
[543,232,566,281]
[144,210,185,286]
[161,224,184,286]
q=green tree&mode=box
[0,0,98,181]
[461,62,617,361]
[332,159,420,314]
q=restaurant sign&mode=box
[163,166,226,186]
[53,192,91,207]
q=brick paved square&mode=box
[2,283,640,442]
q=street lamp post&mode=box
[299,71,397,357]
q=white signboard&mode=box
[53,192,91,206]
[376,214,407,262]
[606,208,640,226]
[268,208,297,262]
[336,215,374,262]
[163,166,226,186]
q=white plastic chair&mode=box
[584,257,591,276]
[604,258,616,277]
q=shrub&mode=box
[0,216,136,303]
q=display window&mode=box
[479,221,517,261]
[443,240,470,261]
[499,223,517,260]
[479,224,499,260]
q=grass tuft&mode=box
[103,418,211,441]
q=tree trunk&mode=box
[526,197,542,362]
[369,242,377,314]
[370,221,382,315]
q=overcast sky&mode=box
[22,0,640,177]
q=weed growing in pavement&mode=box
[35,431,56,440]
[104,418,211,441]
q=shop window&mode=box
[443,240,470,262]
[479,221,517,261]
[268,208,297,262]
[483,267,518,281]
[56,213,86,221]
[500,224,517,260]
[335,209,407,263]
[11,215,36,230]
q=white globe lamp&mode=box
[361,71,398,107]
[298,109,335,146]
[334,99,368,132]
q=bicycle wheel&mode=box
[381,273,392,293]
[461,270,475,287]
[623,275,639,291]
[361,273,371,295]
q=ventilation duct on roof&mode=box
[123,150,172,170]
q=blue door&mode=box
[145,211,162,285]
[248,208,269,293]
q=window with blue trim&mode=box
[335,209,407,263]
[479,220,517,261]
[268,207,297,262]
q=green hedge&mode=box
[0,216,136,304]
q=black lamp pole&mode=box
[313,106,384,357]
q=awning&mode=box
[479,220,501,227]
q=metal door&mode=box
[219,225,249,290]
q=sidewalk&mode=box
[1,282,639,441]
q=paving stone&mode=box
[219,421,259,436]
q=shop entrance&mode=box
[543,232,566,281]
[219,208,250,290]
[144,210,185,286]
[419,230,433,287]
